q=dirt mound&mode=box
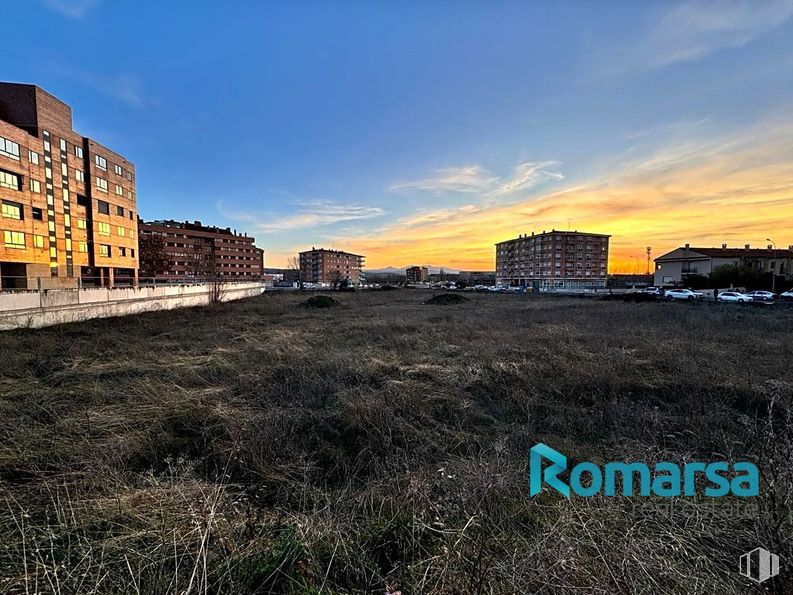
[300,295,339,308]
[424,293,470,305]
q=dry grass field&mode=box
[1,290,792,594]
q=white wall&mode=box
[0,282,264,330]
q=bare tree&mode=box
[328,269,343,290]
[287,255,303,289]
[138,232,171,280]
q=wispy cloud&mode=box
[595,0,793,76]
[389,165,497,194]
[389,161,563,197]
[77,72,147,108]
[39,0,99,19]
[221,199,385,234]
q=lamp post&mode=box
[767,238,777,293]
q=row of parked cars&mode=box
[636,286,793,302]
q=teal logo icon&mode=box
[529,443,758,498]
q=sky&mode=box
[5,0,793,271]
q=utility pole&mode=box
[645,246,652,275]
[767,238,777,293]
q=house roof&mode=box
[656,246,793,261]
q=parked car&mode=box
[717,291,753,303]
[636,286,663,296]
[665,288,704,301]
[780,289,793,301]
[745,291,775,301]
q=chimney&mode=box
[722,243,727,249]
[685,243,689,248]
[745,244,750,249]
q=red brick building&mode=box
[139,219,263,280]
[406,265,429,283]
[496,230,610,289]
[299,247,364,285]
[0,83,138,289]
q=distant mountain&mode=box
[364,265,460,275]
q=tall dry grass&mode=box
[0,290,791,593]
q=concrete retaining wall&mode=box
[0,282,264,330]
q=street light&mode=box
[767,238,777,293]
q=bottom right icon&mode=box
[739,548,780,584]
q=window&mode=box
[128,190,134,200]
[116,205,125,216]
[99,244,111,257]
[131,248,135,257]
[32,207,43,221]
[29,151,39,165]
[74,146,83,159]
[64,214,70,227]
[2,200,22,220]
[75,170,84,182]
[129,228,134,239]
[114,164,123,175]
[120,247,126,257]
[33,234,45,248]
[78,241,87,253]
[61,163,67,176]
[129,211,134,220]
[96,177,108,192]
[49,247,56,259]
[30,179,41,193]
[77,194,90,208]
[97,200,109,214]
[3,230,24,248]
[65,238,71,251]
[95,154,107,170]
[125,171,133,181]
[77,218,86,229]
[0,137,20,160]
[117,226,125,237]
[98,222,111,236]
[59,139,67,151]
[0,170,21,191]
[115,184,123,195]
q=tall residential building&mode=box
[138,219,264,280]
[0,83,138,289]
[495,230,610,289]
[406,265,429,284]
[299,247,364,285]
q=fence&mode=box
[0,279,265,330]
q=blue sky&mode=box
[6,0,793,269]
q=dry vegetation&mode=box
[1,290,792,594]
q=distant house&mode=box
[458,270,496,286]
[654,243,793,286]
[405,266,429,283]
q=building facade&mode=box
[139,220,264,280]
[458,270,496,286]
[654,243,793,287]
[299,247,364,285]
[405,265,429,284]
[0,83,138,289]
[495,230,610,289]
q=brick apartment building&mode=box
[299,247,364,285]
[139,219,264,280]
[0,83,138,289]
[496,230,610,289]
[406,265,429,284]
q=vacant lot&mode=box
[1,291,791,594]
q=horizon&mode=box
[5,0,793,272]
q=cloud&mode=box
[78,72,147,108]
[221,199,385,234]
[389,161,563,197]
[332,116,793,272]
[595,0,793,75]
[389,165,497,194]
[39,0,99,18]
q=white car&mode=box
[717,291,753,303]
[745,291,775,301]
[780,289,793,301]
[665,288,704,301]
